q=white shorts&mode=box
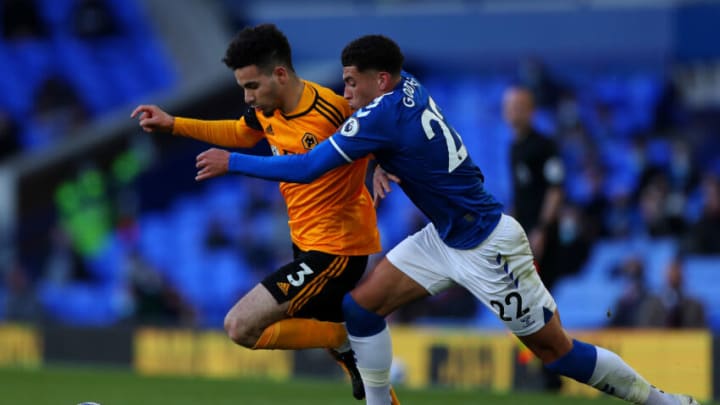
[386,214,557,336]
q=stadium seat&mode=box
[637,238,678,291]
[84,232,127,287]
[682,255,720,331]
[552,274,624,330]
[0,286,5,320]
[39,281,128,326]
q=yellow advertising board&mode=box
[561,329,711,402]
[132,326,713,402]
[389,326,712,402]
[0,324,41,367]
[389,326,513,390]
[134,328,292,379]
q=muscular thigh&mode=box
[452,214,557,336]
[226,283,289,332]
[261,250,367,322]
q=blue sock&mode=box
[544,339,597,383]
[341,294,386,337]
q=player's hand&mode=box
[373,165,401,207]
[130,104,175,133]
[195,148,230,181]
[529,227,546,261]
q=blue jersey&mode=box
[228,71,503,249]
[329,72,502,248]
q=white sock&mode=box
[589,346,679,405]
[348,326,393,405]
[335,338,352,353]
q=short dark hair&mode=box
[223,23,295,73]
[341,35,403,75]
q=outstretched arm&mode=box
[195,139,350,183]
[131,104,265,148]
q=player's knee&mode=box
[341,293,386,337]
[544,339,597,383]
[224,313,257,348]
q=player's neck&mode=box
[280,76,305,114]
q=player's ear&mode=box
[377,72,392,91]
[273,66,289,84]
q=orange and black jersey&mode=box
[172,80,380,256]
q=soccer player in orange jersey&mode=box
[131,24,381,401]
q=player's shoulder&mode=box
[306,80,351,112]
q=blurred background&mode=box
[0,0,719,403]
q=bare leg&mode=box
[224,283,289,348]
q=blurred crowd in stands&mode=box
[0,0,174,156]
[1,1,718,332]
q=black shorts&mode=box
[261,245,368,322]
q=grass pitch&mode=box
[2,366,714,405]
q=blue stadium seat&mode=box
[39,281,127,326]
[84,232,126,287]
[636,238,678,290]
[5,41,53,89]
[552,275,623,329]
[0,286,5,320]
[34,0,75,32]
[52,37,116,114]
[682,255,720,331]
[138,212,172,268]
[201,250,254,307]
[579,239,628,281]
[0,45,38,117]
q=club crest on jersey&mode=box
[340,117,359,137]
[302,132,318,150]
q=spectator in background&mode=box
[504,86,566,292]
[515,57,563,110]
[554,204,592,278]
[4,260,41,321]
[609,257,665,328]
[204,215,233,250]
[604,188,643,238]
[42,225,91,285]
[652,76,685,134]
[504,85,567,393]
[33,75,88,139]
[2,0,46,39]
[659,257,706,329]
[683,172,720,254]
[126,250,195,326]
[637,171,686,237]
[0,110,21,162]
[72,0,119,39]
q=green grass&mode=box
[1,366,715,405]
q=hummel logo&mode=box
[276,282,290,295]
[520,316,535,328]
[265,124,274,135]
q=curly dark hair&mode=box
[223,24,295,73]
[341,35,403,75]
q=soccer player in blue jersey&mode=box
[194,35,700,405]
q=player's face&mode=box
[342,66,383,110]
[234,65,281,116]
[502,88,534,133]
